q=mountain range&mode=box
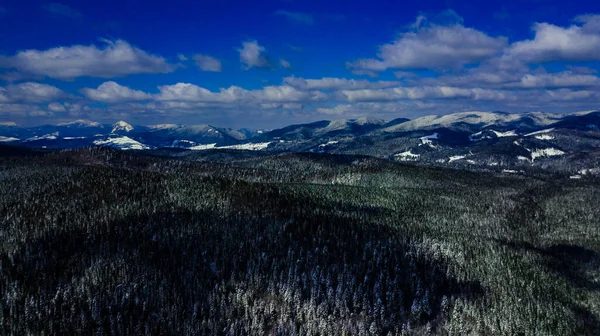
[2,110,600,177]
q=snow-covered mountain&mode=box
[0,111,598,175]
[378,111,564,134]
[112,121,135,134]
[259,117,388,141]
[93,136,153,150]
[57,119,103,128]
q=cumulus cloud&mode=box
[275,10,314,25]
[81,81,150,102]
[238,41,270,69]
[284,76,400,90]
[193,54,222,72]
[0,103,50,117]
[43,3,82,20]
[47,102,67,112]
[177,54,188,61]
[348,19,506,72]
[0,82,65,103]
[0,39,175,80]
[515,72,600,88]
[315,104,353,115]
[507,15,600,63]
[155,83,326,104]
[339,86,514,102]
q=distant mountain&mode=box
[139,124,243,147]
[0,110,599,177]
[377,111,564,134]
[57,119,103,128]
[112,121,135,134]
[259,117,388,141]
[93,135,153,150]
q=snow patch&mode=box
[220,142,271,151]
[319,140,339,147]
[189,142,272,151]
[534,134,554,140]
[470,129,517,141]
[491,130,518,137]
[189,143,217,150]
[171,139,197,147]
[0,136,19,142]
[395,150,420,161]
[502,169,520,174]
[25,132,59,141]
[419,133,439,148]
[448,155,466,163]
[93,136,152,150]
[469,131,484,142]
[570,175,582,179]
[0,122,18,127]
[579,168,600,176]
[531,148,565,161]
[525,128,554,137]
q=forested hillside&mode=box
[0,147,598,335]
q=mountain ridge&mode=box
[1,110,598,178]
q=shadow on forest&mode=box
[496,240,600,291]
[3,194,484,334]
[495,239,600,333]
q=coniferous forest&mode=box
[0,146,599,335]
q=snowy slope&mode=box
[93,136,153,150]
[112,121,135,133]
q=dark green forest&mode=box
[0,146,599,335]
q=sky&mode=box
[1,0,600,128]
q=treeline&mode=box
[0,148,598,335]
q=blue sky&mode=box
[1,0,600,128]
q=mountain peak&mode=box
[353,116,386,126]
[112,121,134,133]
[57,119,102,127]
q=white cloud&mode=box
[0,82,65,103]
[275,10,314,25]
[0,39,175,80]
[238,40,270,69]
[284,76,400,90]
[193,54,222,72]
[339,86,514,102]
[543,88,600,101]
[0,103,50,117]
[47,102,67,112]
[516,72,600,88]
[62,102,91,116]
[155,83,326,104]
[315,104,353,115]
[349,19,506,71]
[508,15,600,63]
[177,53,188,61]
[81,81,150,102]
[280,59,291,69]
